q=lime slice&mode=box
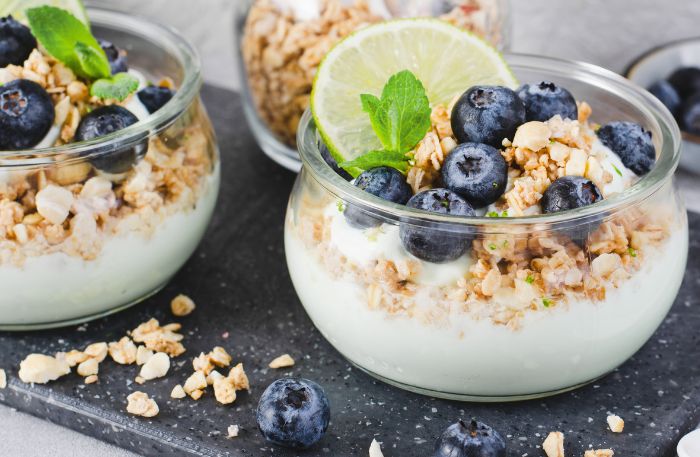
[1,0,89,24]
[311,18,518,163]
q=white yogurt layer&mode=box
[286,222,688,397]
[0,166,220,327]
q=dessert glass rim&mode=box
[0,7,203,167]
[297,53,682,231]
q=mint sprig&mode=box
[341,70,431,176]
[26,6,139,101]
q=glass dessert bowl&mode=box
[285,54,687,401]
[0,8,220,330]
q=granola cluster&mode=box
[0,49,215,267]
[241,0,502,146]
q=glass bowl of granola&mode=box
[235,0,510,171]
[285,20,687,401]
[0,7,220,329]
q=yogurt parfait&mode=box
[0,6,219,329]
[285,20,687,400]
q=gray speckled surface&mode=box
[0,86,699,456]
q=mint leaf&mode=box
[339,150,409,174]
[26,6,110,79]
[90,73,139,101]
[360,70,431,154]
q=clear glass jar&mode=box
[285,54,687,401]
[0,9,220,330]
[234,0,511,171]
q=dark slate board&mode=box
[0,86,698,457]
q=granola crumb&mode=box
[190,389,204,400]
[213,377,237,405]
[170,384,186,399]
[108,337,137,365]
[18,354,71,384]
[61,349,87,367]
[183,370,207,397]
[139,352,170,381]
[228,363,250,391]
[83,342,108,363]
[130,318,185,357]
[76,358,99,377]
[269,354,295,369]
[134,376,146,385]
[136,345,154,366]
[542,431,564,457]
[126,391,159,418]
[206,369,225,386]
[84,375,98,385]
[227,425,240,439]
[369,438,384,457]
[607,414,624,433]
[0,369,6,389]
[584,450,614,457]
[170,294,196,317]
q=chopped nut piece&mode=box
[170,294,196,317]
[109,337,137,365]
[85,375,98,385]
[83,342,108,362]
[512,121,551,151]
[190,389,204,400]
[369,439,384,457]
[192,352,214,375]
[77,358,99,377]
[18,354,71,384]
[584,450,614,457]
[130,319,185,357]
[171,384,186,399]
[209,346,232,367]
[227,425,240,439]
[213,377,237,405]
[126,391,159,418]
[606,414,624,433]
[136,345,154,366]
[139,352,170,381]
[542,431,564,457]
[61,350,88,367]
[206,369,225,386]
[0,369,6,389]
[228,363,250,391]
[134,376,145,385]
[183,370,207,396]
[269,354,295,369]
[35,184,74,225]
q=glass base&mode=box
[0,281,167,331]
[353,362,607,403]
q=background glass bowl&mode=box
[0,8,220,330]
[285,54,687,401]
[234,0,511,172]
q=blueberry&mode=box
[137,86,175,114]
[99,39,128,74]
[541,176,603,214]
[0,16,37,68]
[344,166,412,229]
[668,67,700,99]
[320,142,352,180]
[256,377,330,449]
[400,189,475,263]
[0,79,54,150]
[516,81,578,122]
[434,419,506,457]
[597,121,655,176]
[75,105,147,173]
[451,85,525,148]
[680,92,700,135]
[647,80,681,116]
[441,143,508,208]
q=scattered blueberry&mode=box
[541,176,603,214]
[680,92,700,135]
[75,105,147,173]
[344,166,412,229]
[597,121,655,175]
[434,419,506,457]
[320,141,352,180]
[0,79,54,150]
[137,86,175,114]
[667,66,700,99]
[400,189,475,263]
[256,377,330,449]
[647,80,681,116]
[441,142,508,208]
[0,16,37,68]
[99,39,129,74]
[451,85,525,148]
[516,81,578,122]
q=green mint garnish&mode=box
[525,275,535,284]
[27,6,139,101]
[628,247,637,257]
[487,211,498,218]
[612,164,623,177]
[488,243,497,250]
[90,73,140,102]
[542,298,553,308]
[341,70,431,175]
[336,200,344,212]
